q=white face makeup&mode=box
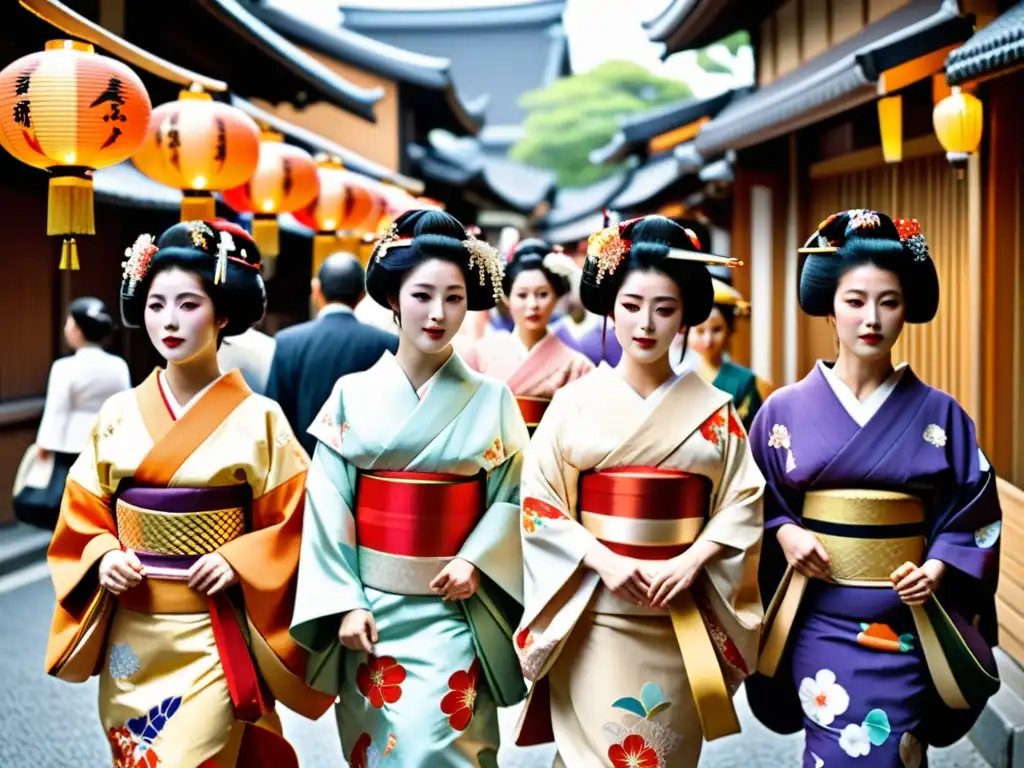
[144,268,225,364]
[612,269,684,365]
[833,263,906,361]
[393,258,469,355]
[508,269,557,334]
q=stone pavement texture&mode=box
[0,575,990,767]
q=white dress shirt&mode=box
[36,346,132,453]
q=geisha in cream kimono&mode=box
[515,216,765,768]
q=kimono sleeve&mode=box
[748,399,802,530]
[925,402,1001,586]
[45,404,119,673]
[289,381,366,659]
[457,383,529,603]
[217,401,334,719]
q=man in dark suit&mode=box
[266,252,398,455]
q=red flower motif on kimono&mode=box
[356,655,407,708]
[699,412,727,447]
[516,627,535,653]
[608,734,659,768]
[108,727,159,768]
[483,437,505,467]
[694,589,748,676]
[522,496,568,534]
[727,408,746,439]
[349,733,372,768]
[441,657,481,731]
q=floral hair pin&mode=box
[463,234,506,304]
[121,234,157,295]
[541,249,580,279]
[586,226,630,284]
[371,223,402,262]
[894,217,930,262]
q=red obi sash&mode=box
[578,467,711,559]
[515,396,550,429]
[355,471,485,557]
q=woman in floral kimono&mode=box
[747,210,1001,767]
[465,239,593,431]
[290,209,529,767]
[514,215,765,767]
[45,220,333,767]
[687,277,771,429]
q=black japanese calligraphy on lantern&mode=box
[214,118,227,170]
[12,63,37,128]
[90,77,129,148]
[165,111,181,171]
[282,159,294,197]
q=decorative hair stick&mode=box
[665,249,744,268]
[796,246,840,254]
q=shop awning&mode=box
[643,0,776,57]
[946,1,1024,85]
[694,0,973,157]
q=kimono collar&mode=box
[158,369,227,419]
[817,360,908,428]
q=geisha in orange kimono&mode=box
[45,221,333,767]
[464,239,593,431]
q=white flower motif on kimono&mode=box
[108,643,141,681]
[974,521,1001,549]
[768,424,791,450]
[922,424,947,448]
[839,723,872,757]
[799,669,849,726]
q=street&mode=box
[0,567,990,768]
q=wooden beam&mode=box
[19,0,227,91]
[878,44,959,95]
[809,135,943,178]
[647,116,709,155]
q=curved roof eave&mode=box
[338,1,566,32]
[197,0,383,122]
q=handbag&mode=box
[12,443,54,498]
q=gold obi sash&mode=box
[579,467,739,741]
[758,488,998,712]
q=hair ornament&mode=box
[847,209,881,233]
[371,223,402,262]
[586,226,630,284]
[463,234,506,304]
[121,234,157,295]
[541,249,580,279]
[894,217,930,262]
[214,230,236,285]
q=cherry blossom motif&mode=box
[922,424,946,448]
[515,627,535,653]
[482,437,505,467]
[699,411,727,447]
[356,655,407,709]
[848,210,881,232]
[441,658,481,731]
[839,723,872,757]
[608,733,659,768]
[521,496,568,534]
[799,669,849,726]
[768,424,791,450]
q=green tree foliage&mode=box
[509,60,692,188]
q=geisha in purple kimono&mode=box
[746,210,1001,767]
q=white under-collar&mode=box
[158,370,224,419]
[818,361,908,427]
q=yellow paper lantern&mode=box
[932,86,983,172]
[132,87,260,221]
[877,95,902,164]
[0,40,151,269]
[222,131,319,258]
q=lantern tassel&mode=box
[48,176,95,237]
[252,215,280,258]
[313,232,340,276]
[182,192,216,222]
[58,238,80,271]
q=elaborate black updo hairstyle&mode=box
[502,238,571,297]
[69,296,116,343]
[365,208,504,312]
[799,209,939,323]
[580,215,715,328]
[120,219,266,339]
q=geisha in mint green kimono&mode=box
[290,209,529,768]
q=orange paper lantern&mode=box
[0,40,151,269]
[340,169,386,233]
[293,156,348,273]
[132,87,260,221]
[222,131,319,258]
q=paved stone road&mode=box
[0,573,990,767]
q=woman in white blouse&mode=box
[15,297,130,528]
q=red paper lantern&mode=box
[132,87,260,221]
[0,40,151,269]
[222,131,319,258]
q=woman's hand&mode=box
[429,558,479,601]
[647,540,723,608]
[339,609,378,653]
[98,549,144,594]
[584,544,653,606]
[187,553,239,595]
[891,560,945,605]
[777,523,831,580]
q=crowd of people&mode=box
[27,207,1001,767]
